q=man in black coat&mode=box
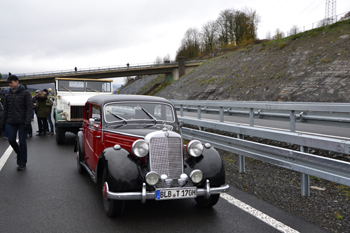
[0,75,33,171]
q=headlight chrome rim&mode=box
[132,139,149,158]
[146,171,159,185]
[187,140,204,157]
[190,169,203,183]
[61,111,68,119]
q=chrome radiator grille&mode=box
[149,137,183,188]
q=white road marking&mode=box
[0,145,13,171]
[221,193,299,233]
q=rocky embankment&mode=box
[155,21,350,102]
[119,20,350,232]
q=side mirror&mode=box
[89,118,95,126]
[179,120,183,128]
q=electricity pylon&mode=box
[325,0,337,24]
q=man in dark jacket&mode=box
[0,75,33,171]
[0,102,3,137]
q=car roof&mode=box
[87,94,174,106]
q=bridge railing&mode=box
[170,100,350,196]
[0,60,205,80]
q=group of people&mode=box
[0,75,55,171]
[33,88,54,136]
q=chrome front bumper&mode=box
[105,180,229,203]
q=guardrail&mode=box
[171,100,350,196]
[0,60,205,80]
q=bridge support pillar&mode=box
[178,56,185,78]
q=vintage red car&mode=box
[75,95,229,217]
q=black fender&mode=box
[74,131,84,161]
[184,147,225,188]
[100,147,144,192]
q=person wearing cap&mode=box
[0,75,33,171]
[42,88,54,135]
[34,92,50,136]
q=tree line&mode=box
[175,7,260,60]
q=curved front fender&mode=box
[185,147,225,188]
[101,147,144,192]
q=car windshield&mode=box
[104,102,175,123]
[57,80,111,92]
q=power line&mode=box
[304,0,326,15]
[298,0,319,15]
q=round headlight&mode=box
[190,169,203,183]
[187,140,204,157]
[132,140,149,158]
[146,171,159,185]
[61,111,68,119]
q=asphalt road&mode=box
[0,120,328,233]
[179,111,350,140]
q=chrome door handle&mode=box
[95,136,101,138]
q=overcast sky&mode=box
[1,0,349,84]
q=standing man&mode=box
[0,75,33,171]
[42,88,54,135]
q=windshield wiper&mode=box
[107,111,127,124]
[86,87,99,93]
[60,86,72,92]
[141,108,158,124]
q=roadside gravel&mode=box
[221,150,350,233]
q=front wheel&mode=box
[195,194,220,207]
[102,169,124,217]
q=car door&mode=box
[85,104,103,171]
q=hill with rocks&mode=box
[121,19,350,103]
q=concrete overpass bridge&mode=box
[0,58,204,87]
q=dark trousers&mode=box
[7,123,27,166]
[37,117,48,134]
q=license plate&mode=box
[155,187,197,200]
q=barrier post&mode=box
[300,145,310,196]
[237,134,245,173]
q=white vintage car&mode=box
[54,78,113,144]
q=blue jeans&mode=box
[47,112,54,133]
[7,123,28,166]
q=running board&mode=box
[80,162,97,183]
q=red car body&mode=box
[75,95,229,217]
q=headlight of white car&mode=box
[187,140,204,157]
[132,139,149,158]
[61,111,68,119]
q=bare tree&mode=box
[201,20,218,55]
[274,28,284,40]
[317,18,330,27]
[216,9,233,47]
[289,25,300,35]
[163,54,170,63]
[265,31,272,40]
[177,27,201,59]
[154,56,162,64]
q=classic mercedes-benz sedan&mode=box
[74,95,229,217]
